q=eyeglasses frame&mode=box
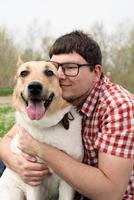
[47,60,95,77]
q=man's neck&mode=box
[70,88,91,107]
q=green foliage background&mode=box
[0,106,15,137]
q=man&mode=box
[0,30,134,199]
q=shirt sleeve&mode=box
[94,101,134,158]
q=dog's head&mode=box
[13,61,70,121]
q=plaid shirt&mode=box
[76,76,134,200]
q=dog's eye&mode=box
[44,69,54,77]
[20,70,29,77]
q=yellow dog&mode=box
[0,61,83,200]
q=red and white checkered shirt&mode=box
[78,76,134,200]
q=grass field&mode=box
[0,88,13,96]
[0,105,15,137]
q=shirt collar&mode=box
[80,76,108,117]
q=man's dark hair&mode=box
[49,30,102,71]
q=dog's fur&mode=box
[0,61,83,200]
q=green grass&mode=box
[0,88,13,96]
[0,105,15,137]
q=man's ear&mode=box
[17,55,24,67]
[93,64,103,82]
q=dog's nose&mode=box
[28,82,43,95]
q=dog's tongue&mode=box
[26,101,45,120]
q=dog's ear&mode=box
[14,55,24,82]
[17,55,24,67]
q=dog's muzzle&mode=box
[28,81,43,100]
[21,81,54,120]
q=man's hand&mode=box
[14,152,50,186]
[18,127,38,156]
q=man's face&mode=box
[51,52,102,103]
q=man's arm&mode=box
[0,124,18,170]
[20,131,133,200]
[0,124,49,186]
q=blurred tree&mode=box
[0,27,18,88]
[41,35,55,60]
[108,23,134,93]
[23,19,43,50]
[108,22,131,72]
[21,19,54,61]
[128,25,134,69]
[91,23,109,70]
[21,48,42,61]
[88,22,134,93]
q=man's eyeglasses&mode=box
[48,61,94,77]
